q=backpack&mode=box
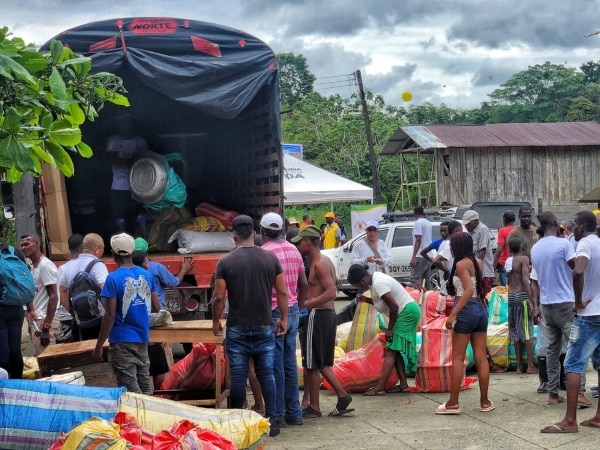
[69,259,106,329]
[0,245,35,306]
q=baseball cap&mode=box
[111,233,135,256]
[134,237,149,253]
[260,212,283,231]
[365,220,379,230]
[232,215,254,232]
[324,211,335,219]
[291,225,322,243]
[461,210,479,225]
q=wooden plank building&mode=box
[382,121,600,217]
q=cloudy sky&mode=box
[4,0,600,109]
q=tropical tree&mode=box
[487,62,584,122]
[277,53,316,108]
[0,27,128,182]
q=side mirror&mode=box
[2,205,14,220]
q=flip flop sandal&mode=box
[386,385,410,394]
[329,395,355,416]
[435,402,462,415]
[540,424,577,433]
[577,399,592,408]
[364,387,386,396]
[302,406,322,418]
[479,401,495,412]
[580,419,600,429]
[548,396,566,405]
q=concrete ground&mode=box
[267,297,600,450]
[22,300,600,449]
[266,368,600,450]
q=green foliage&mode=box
[278,53,316,108]
[279,52,600,212]
[0,27,129,182]
[487,62,584,122]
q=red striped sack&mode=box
[323,334,399,393]
[414,317,467,393]
[160,343,226,391]
[193,203,239,230]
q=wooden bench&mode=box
[37,340,110,380]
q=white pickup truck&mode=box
[321,221,442,296]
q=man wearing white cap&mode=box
[92,233,160,395]
[352,220,392,275]
[462,210,495,297]
[260,212,308,427]
[334,219,393,324]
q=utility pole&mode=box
[355,70,382,203]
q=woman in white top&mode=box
[348,264,420,396]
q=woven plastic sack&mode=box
[414,317,468,393]
[487,287,508,325]
[57,417,128,450]
[323,334,399,393]
[487,323,510,368]
[194,202,240,230]
[345,302,387,352]
[181,216,226,232]
[153,419,236,450]
[161,342,226,391]
[119,392,269,450]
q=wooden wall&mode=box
[434,145,600,217]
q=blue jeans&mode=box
[564,315,600,373]
[497,264,508,286]
[0,304,25,378]
[273,305,301,419]
[541,302,574,396]
[226,325,276,418]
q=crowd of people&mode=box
[3,203,600,437]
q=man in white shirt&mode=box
[541,210,600,433]
[462,210,495,297]
[531,211,576,407]
[20,234,59,356]
[410,206,432,290]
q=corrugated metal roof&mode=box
[382,121,600,155]
[578,186,600,203]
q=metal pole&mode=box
[355,70,382,203]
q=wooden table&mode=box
[150,319,228,408]
[37,340,109,376]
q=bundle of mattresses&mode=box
[0,379,269,450]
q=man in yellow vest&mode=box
[322,212,341,249]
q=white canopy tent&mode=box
[283,154,373,205]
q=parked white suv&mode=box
[321,221,442,296]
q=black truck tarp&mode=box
[39,18,283,239]
[42,17,280,123]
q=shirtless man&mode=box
[292,225,354,418]
[506,238,537,374]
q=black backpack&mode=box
[68,259,106,330]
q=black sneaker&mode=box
[277,416,287,428]
[284,415,303,425]
[268,417,281,437]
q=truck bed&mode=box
[101,252,225,288]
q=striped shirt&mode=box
[262,239,305,309]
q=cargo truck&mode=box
[17,17,283,318]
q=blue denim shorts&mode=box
[453,298,488,335]
[564,315,600,373]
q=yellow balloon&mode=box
[402,91,412,102]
